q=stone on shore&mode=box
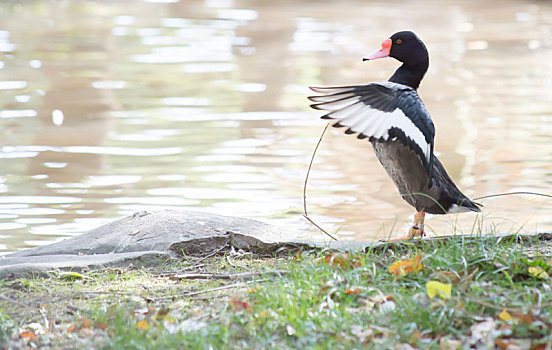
[0,210,369,279]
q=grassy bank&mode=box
[1,235,552,349]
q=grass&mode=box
[1,235,552,349]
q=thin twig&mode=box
[226,255,238,268]
[153,264,207,277]
[82,291,134,296]
[303,123,338,241]
[304,123,329,216]
[188,293,234,301]
[303,215,338,241]
[171,271,287,281]
[473,191,552,201]
[183,278,272,298]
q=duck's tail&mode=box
[447,197,482,214]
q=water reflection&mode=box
[0,0,551,252]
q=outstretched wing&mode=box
[309,81,435,177]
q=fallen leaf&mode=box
[496,338,532,350]
[517,313,534,325]
[19,330,35,341]
[94,322,108,330]
[229,296,252,312]
[426,281,452,299]
[531,343,548,350]
[389,256,423,277]
[351,325,374,343]
[495,338,510,349]
[346,287,364,295]
[498,309,513,322]
[409,328,434,344]
[528,266,550,280]
[317,252,362,269]
[469,318,496,342]
[78,317,91,329]
[135,320,150,330]
[128,230,140,235]
[316,252,362,269]
[439,336,462,350]
[409,329,422,343]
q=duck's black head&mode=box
[363,31,429,89]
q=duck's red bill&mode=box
[363,38,392,61]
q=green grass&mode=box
[1,235,552,349]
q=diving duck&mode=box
[309,31,480,239]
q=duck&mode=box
[308,31,480,239]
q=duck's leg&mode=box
[408,211,426,238]
[390,211,426,241]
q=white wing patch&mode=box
[314,94,431,165]
[446,203,472,214]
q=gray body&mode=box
[372,141,477,214]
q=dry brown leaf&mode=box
[229,296,252,312]
[78,317,91,329]
[410,329,422,343]
[517,313,534,325]
[317,252,362,269]
[345,287,363,295]
[94,321,108,330]
[410,329,434,344]
[531,342,549,350]
[19,330,35,341]
[495,338,511,349]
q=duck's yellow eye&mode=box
[396,39,402,44]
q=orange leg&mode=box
[408,211,426,238]
[390,211,426,241]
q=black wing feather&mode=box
[309,82,435,179]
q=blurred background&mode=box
[0,0,551,252]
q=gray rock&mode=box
[8,210,289,258]
[0,210,339,279]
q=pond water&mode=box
[1,0,551,252]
